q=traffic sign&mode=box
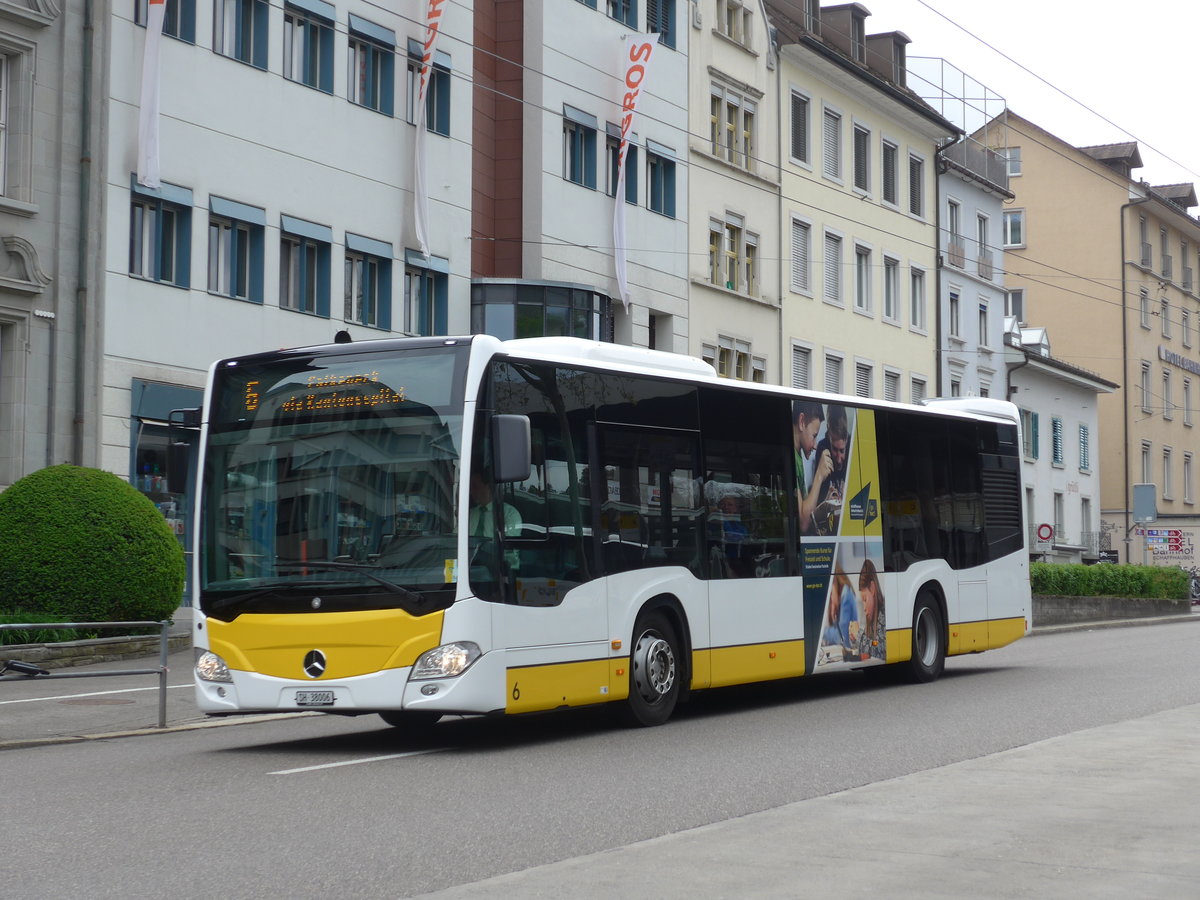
[1036,523,1054,542]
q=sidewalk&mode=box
[2,609,1197,750]
[417,702,1200,898]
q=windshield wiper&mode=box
[274,559,428,607]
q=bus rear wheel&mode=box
[908,594,945,683]
[622,611,681,727]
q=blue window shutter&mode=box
[625,146,638,204]
[378,263,393,331]
[434,274,448,334]
[380,52,395,116]
[584,130,597,190]
[248,226,265,303]
[179,0,197,43]
[252,0,269,68]
[177,209,191,288]
[1031,413,1039,459]
[319,25,333,91]
[316,243,331,318]
[665,160,676,217]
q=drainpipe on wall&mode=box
[1120,194,1151,562]
[73,0,94,464]
[933,142,958,397]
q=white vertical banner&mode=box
[413,0,447,258]
[612,33,659,312]
[137,0,167,188]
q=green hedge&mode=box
[0,465,185,631]
[1030,562,1187,599]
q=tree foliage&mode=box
[0,465,184,621]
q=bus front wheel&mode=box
[908,594,945,683]
[622,611,681,727]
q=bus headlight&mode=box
[195,650,233,683]
[412,642,481,680]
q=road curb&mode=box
[0,711,318,752]
[1031,611,1200,634]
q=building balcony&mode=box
[1163,254,1174,280]
[947,241,965,268]
[977,249,994,281]
[1141,242,1153,267]
[1184,267,1194,292]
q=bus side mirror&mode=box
[492,414,531,483]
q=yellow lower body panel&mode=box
[207,610,444,680]
[506,658,628,714]
[704,640,806,688]
[948,616,1029,656]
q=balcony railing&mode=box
[1163,254,1174,279]
[1141,242,1153,267]
[977,249,994,281]
[947,241,965,268]
[1184,267,1194,292]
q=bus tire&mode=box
[379,710,441,733]
[622,611,681,727]
[907,593,945,683]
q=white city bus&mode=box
[189,335,1030,729]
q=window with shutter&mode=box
[882,141,898,205]
[790,92,809,162]
[824,355,842,393]
[853,126,869,191]
[1051,417,1064,464]
[908,154,923,216]
[823,233,841,302]
[792,346,811,390]
[855,363,872,398]
[791,220,810,292]
[823,109,841,179]
[884,370,900,402]
[1079,424,1090,470]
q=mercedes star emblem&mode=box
[303,649,327,679]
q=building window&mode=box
[1141,441,1152,484]
[647,148,675,217]
[978,301,989,347]
[1184,309,1192,347]
[1139,215,1151,267]
[1162,298,1172,338]
[881,140,898,206]
[136,0,197,43]
[1079,423,1090,471]
[855,361,872,398]
[791,344,811,390]
[563,108,598,189]
[1141,362,1152,412]
[283,3,333,92]
[908,154,924,217]
[207,198,265,303]
[1140,289,1151,328]
[852,125,870,192]
[1185,452,1194,504]
[854,245,871,312]
[884,369,900,402]
[949,376,961,397]
[606,132,637,203]
[472,281,611,341]
[790,90,810,164]
[344,235,393,330]
[1164,370,1174,419]
[823,232,842,304]
[883,257,899,321]
[348,17,395,115]
[407,43,451,134]
[711,84,757,172]
[822,108,842,180]
[714,336,761,382]
[824,353,843,394]
[214,0,268,68]
[1003,147,1021,177]
[1053,492,1064,541]
[406,259,448,336]
[1163,447,1174,500]
[607,0,636,28]
[946,200,962,265]
[1161,227,1172,279]
[1185,377,1193,426]
[647,0,675,48]
[790,218,811,293]
[716,0,752,46]
[130,182,192,288]
[1051,416,1064,465]
[1003,209,1025,247]
[911,376,927,405]
[948,291,961,338]
[1005,288,1024,321]
[709,214,754,294]
[910,266,927,331]
[1021,408,1038,459]
[279,216,331,317]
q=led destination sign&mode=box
[241,372,408,416]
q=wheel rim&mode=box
[632,629,676,704]
[914,606,939,667]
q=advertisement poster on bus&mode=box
[793,400,885,673]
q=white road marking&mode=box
[269,749,446,775]
[0,684,192,705]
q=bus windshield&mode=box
[199,345,468,620]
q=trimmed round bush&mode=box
[0,464,185,622]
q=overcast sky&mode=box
[866,0,1200,190]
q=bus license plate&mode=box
[295,690,335,707]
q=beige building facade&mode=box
[770,2,956,400]
[984,112,1200,565]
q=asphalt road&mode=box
[2,621,1198,898]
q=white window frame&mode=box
[882,255,900,323]
[791,341,813,390]
[823,351,844,394]
[822,105,843,182]
[823,229,843,306]
[790,216,812,294]
[909,265,927,333]
[854,243,872,314]
[1003,209,1025,247]
[789,88,811,167]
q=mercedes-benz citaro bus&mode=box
[186,335,1030,731]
